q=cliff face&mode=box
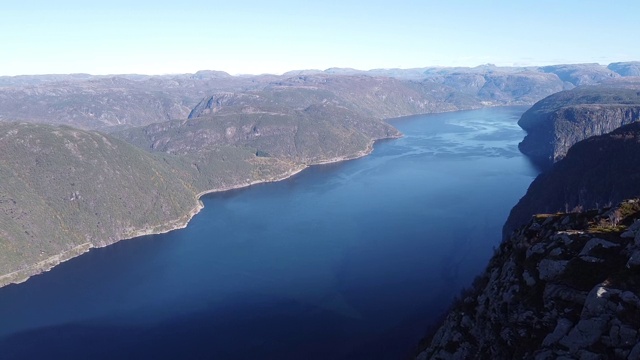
[517,83,640,167]
[504,121,640,238]
[417,199,640,359]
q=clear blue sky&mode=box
[1,0,638,75]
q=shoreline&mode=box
[0,134,400,289]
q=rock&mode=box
[542,318,573,346]
[618,325,638,347]
[527,242,547,258]
[629,220,640,232]
[523,270,537,287]
[621,291,640,306]
[627,250,640,268]
[621,230,635,238]
[550,247,564,256]
[580,256,605,263]
[544,284,587,306]
[579,238,619,256]
[538,258,569,280]
[629,342,640,360]
[577,350,602,360]
[418,199,640,359]
[559,317,608,353]
[534,350,555,360]
[530,222,542,231]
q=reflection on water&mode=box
[0,106,537,359]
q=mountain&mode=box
[417,199,640,359]
[418,104,640,359]
[608,62,640,77]
[0,63,638,286]
[517,81,640,167]
[4,62,634,133]
[505,121,640,238]
[540,63,620,86]
[0,122,201,286]
[117,102,399,165]
[0,86,404,286]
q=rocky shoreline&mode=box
[0,134,399,289]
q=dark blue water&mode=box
[0,107,537,359]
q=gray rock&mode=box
[621,230,636,238]
[527,242,547,258]
[619,325,638,347]
[559,316,608,353]
[579,237,619,256]
[534,350,555,360]
[542,318,573,346]
[580,255,605,263]
[544,284,587,306]
[460,315,473,329]
[629,342,640,360]
[614,348,629,359]
[627,250,640,268]
[621,291,640,306]
[582,285,619,318]
[577,350,602,360]
[550,247,564,256]
[538,258,569,280]
[530,222,542,231]
[523,270,536,287]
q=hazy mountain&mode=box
[608,61,640,77]
[540,63,620,86]
[2,63,634,133]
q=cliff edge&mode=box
[417,199,640,359]
[504,121,640,238]
[517,82,640,168]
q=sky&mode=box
[1,0,639,76]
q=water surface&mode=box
[0,107,537,359]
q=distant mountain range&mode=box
[0,62,639,289]
[1,62,637,132]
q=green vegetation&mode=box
[0,123,208,284]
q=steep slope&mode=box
[116,101,400,172]
[517,82,640,167]
[418,199,640,359]
[505,121,640,238]
[0,99,401,287]
[0,122,201,286]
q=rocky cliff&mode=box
[517,82,640,168]
[505,121,640,238]
[417,199,640,359]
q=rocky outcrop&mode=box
[504,121,640,238]
[517,83,640,167]
[417,199,640,359]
